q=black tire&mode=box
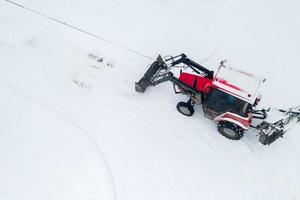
[217,121,244,140]
[176,102,194,116]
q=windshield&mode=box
[205,88,251,117]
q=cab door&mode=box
[203,88,237,119]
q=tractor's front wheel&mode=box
[217,121,244,140]
[176,102,194,116]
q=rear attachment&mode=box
[257,106,300,145]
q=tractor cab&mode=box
[203,87,252,119]
[203,62,265,130]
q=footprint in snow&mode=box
[88,53,115,68]
[24,38,37,48]
[72,78,93,91]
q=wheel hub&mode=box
[223,128,237,137]
[179,107,190,115]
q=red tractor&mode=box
[135,54,300,145]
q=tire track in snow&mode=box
[174,136,246,199]
[159,135,209,199]
[0,80,117,200]
[174,130,270,199]
[150,133,236,199]
[164,133,237,199]
[148,133,198,200]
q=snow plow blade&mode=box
[135,55,167,93]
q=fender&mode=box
[214,112,251,130]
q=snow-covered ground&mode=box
[0,0,300,199]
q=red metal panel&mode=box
[179,72,212,93]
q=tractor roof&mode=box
[212,64,265,104]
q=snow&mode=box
[0,0,300,200]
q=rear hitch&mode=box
[258,121,284,145]
[257,106,300,145]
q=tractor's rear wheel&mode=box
[217,121,244,140]
[176,102,194,116]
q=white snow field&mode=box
[0,0,300,199]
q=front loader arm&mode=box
[135,54,214,93]
[136,69,200,95]
[167,54,214,79]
